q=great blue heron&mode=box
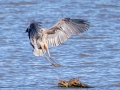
[26,18,89,66]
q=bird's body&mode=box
[26,18,90,66]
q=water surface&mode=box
[0,0,120,90]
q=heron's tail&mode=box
[33,48,46,56]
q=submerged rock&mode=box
[57,78,92,88]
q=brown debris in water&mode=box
[57,78,92,88]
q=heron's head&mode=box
[26,20,35,32]
[25,20,42,32]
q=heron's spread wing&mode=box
[46,18,90,46]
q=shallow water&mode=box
[0,0,120,90]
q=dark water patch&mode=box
[78,36,110,40]
[95,4,119,8]
[9,1,38,6]
[79,53,91,57]
[80,61,95,65]
[114,83,120,87]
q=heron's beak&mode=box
[25,28,28,33]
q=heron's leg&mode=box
[44,42,51,57]
[47,49,58,63]
[43,54,53,64]
[44,51,59,66]
[44,43,56,61]
[40,42,54,64]
[44,43,60,66]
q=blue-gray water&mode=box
[0,0,120,90]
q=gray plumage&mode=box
[47,18,89,46]
[26,18,90,66]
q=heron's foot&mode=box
[52,63,61,67]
